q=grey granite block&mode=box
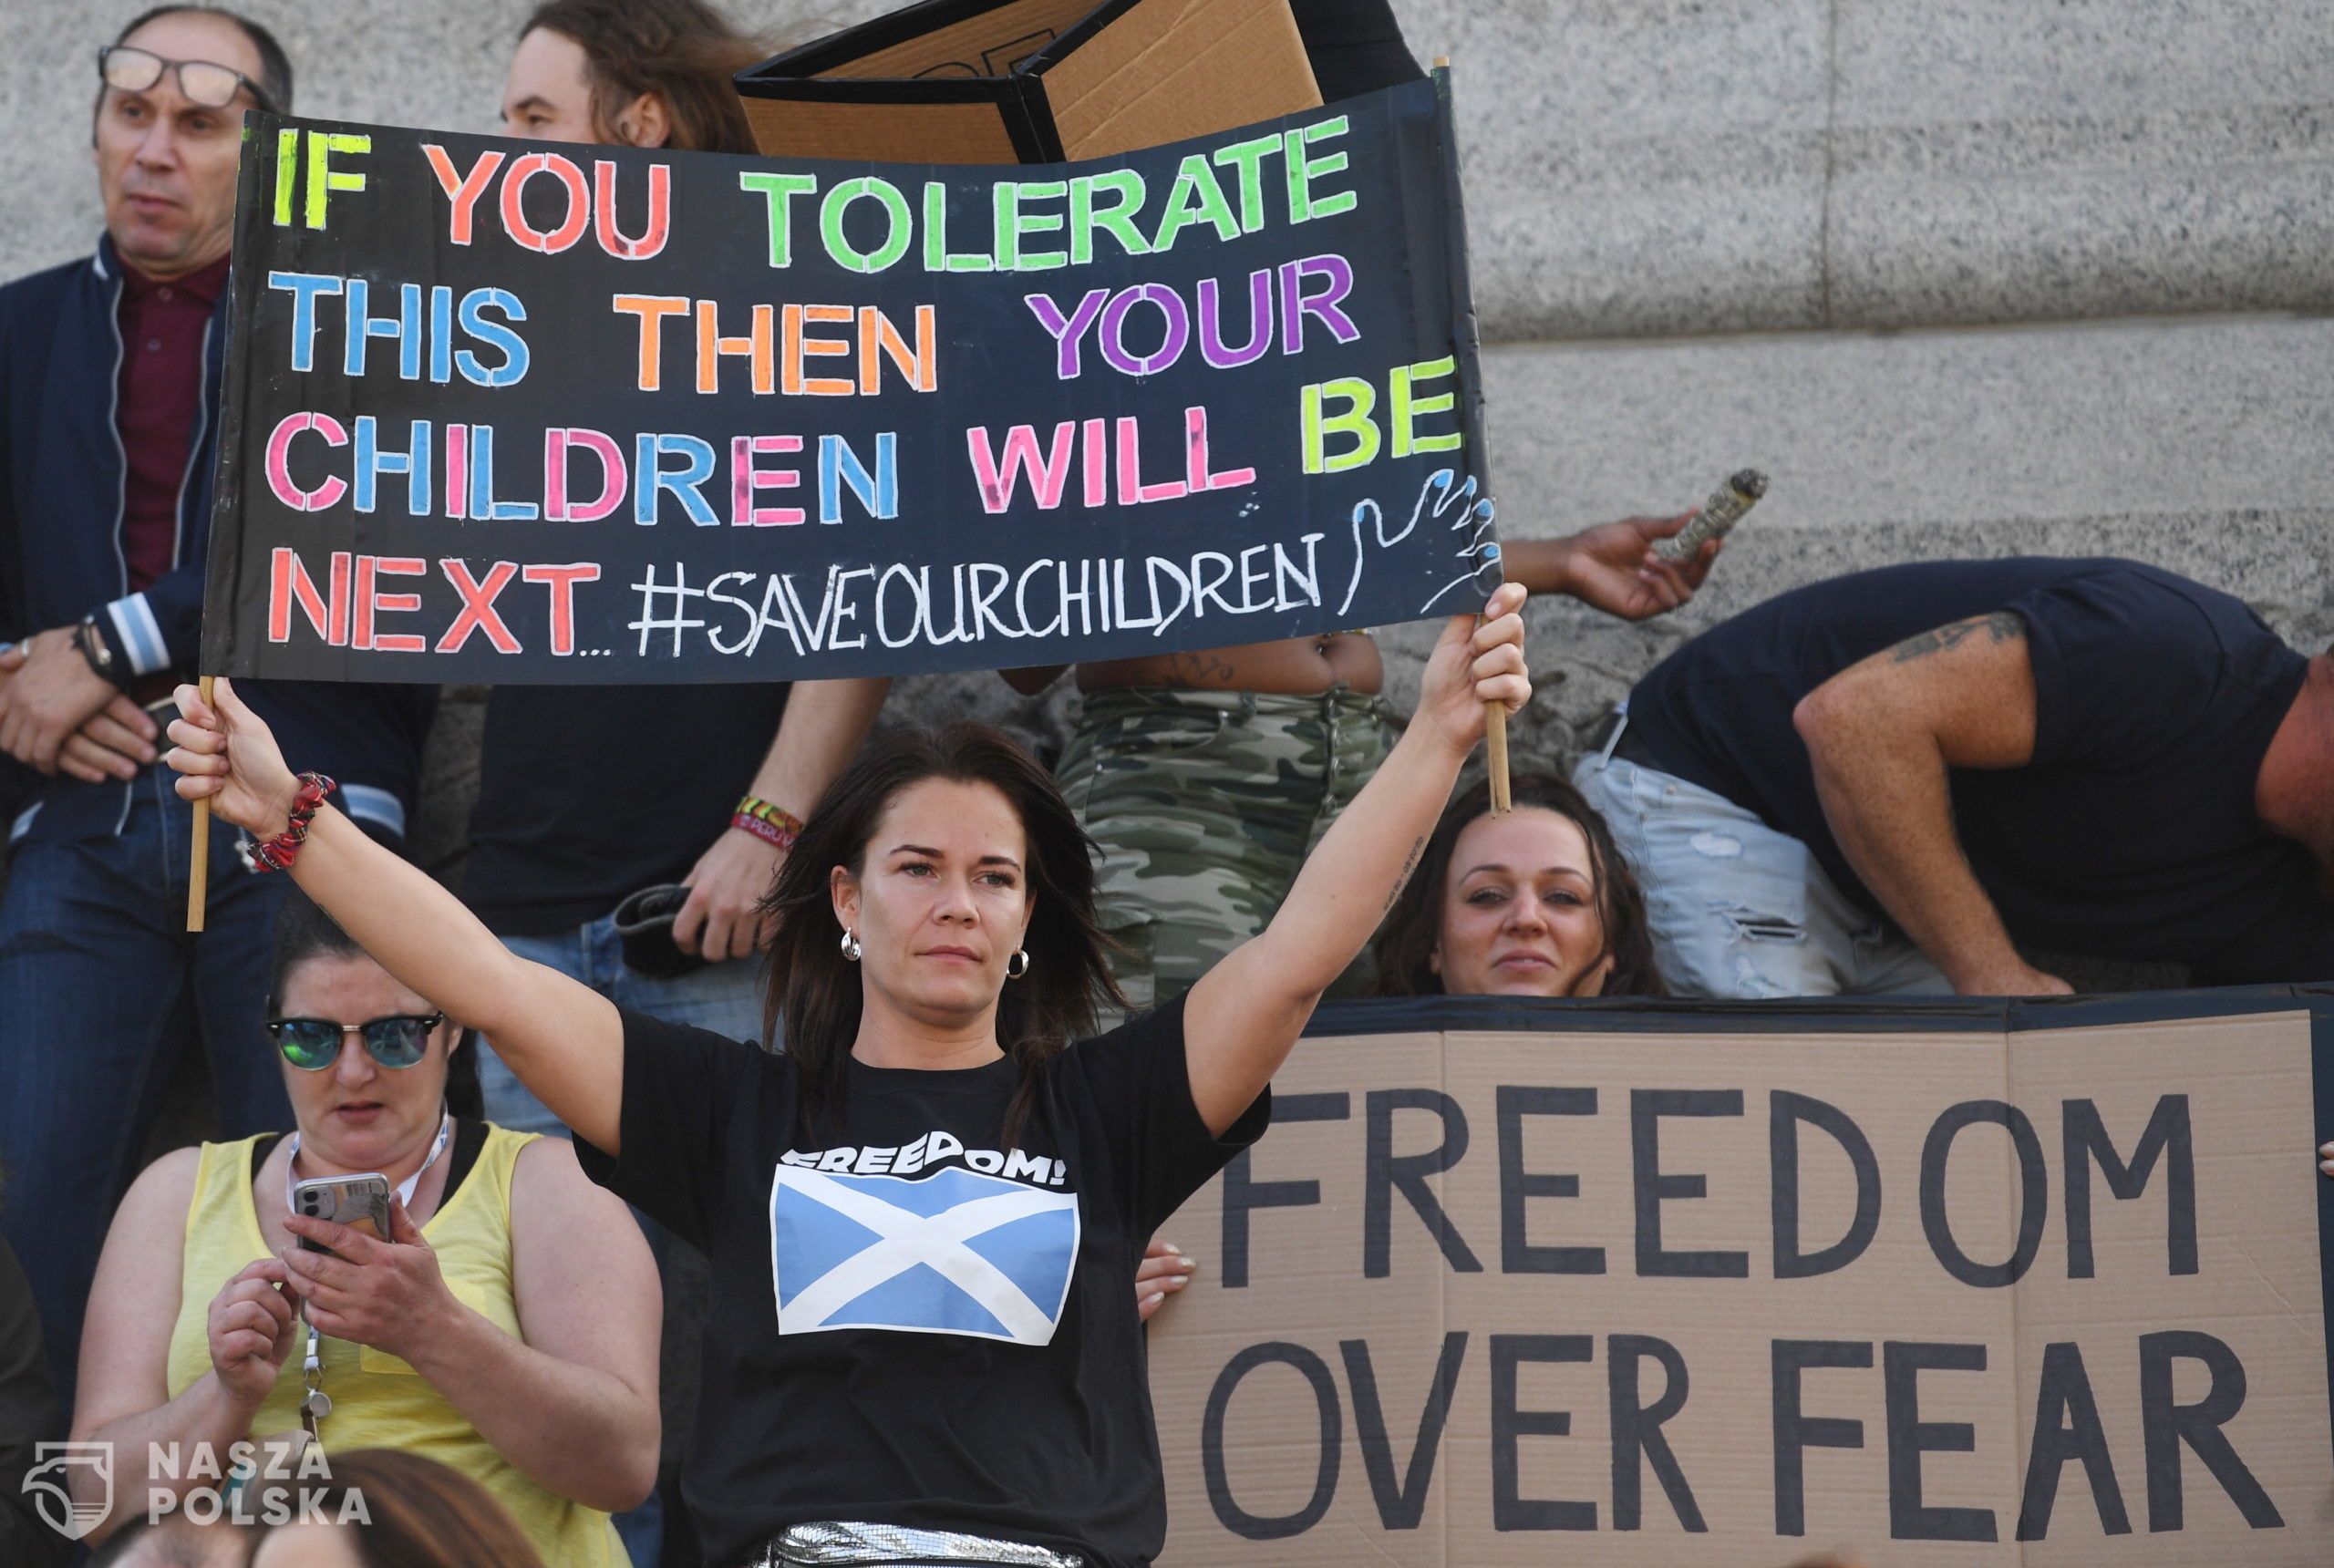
[1408,0,2334,335]
[1481,313,2334,536]
[1827,106,2334,326]
[1402,0,1834,339]
[1398,0,1833,143]
[1830,0,2334,127]
[1468,129,1831,340]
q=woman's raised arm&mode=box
[168,679,626,1151]
[1182,584,1531,1134]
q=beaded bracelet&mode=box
[248,773,336,872]
[732,794,804,852]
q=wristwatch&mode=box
[76,616,126,689]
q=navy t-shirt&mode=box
[1625,559,2334,983]
[1290,0,1425,102]
[464,682,789,934]
[574,995,1267,1568]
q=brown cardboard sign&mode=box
[1149,998,2334,1563]
[736,0,1321,166]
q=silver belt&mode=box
[752,1522,1085,1568]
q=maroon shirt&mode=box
[114,253,229,593]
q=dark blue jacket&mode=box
[0,237,432,842]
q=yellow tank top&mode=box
[166,1126,625,1567]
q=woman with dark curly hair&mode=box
[1373,772,1664,999]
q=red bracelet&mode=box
[732,795,803,852]
[249,773,336,872]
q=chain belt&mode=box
[750,1522,1084,1568]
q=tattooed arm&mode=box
[1183,585,1532,1135]
[1792,610,2071,995]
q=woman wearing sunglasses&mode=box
[64,892,659,1560]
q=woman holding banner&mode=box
[165,583,1531,1567]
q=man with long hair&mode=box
[465,0,885,1121]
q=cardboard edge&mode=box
[739,0,1053,80]
[1305,985,2334,1039]
[1036,0,1323,161]
[1020,0,1148,70]
[732,74,1022,107]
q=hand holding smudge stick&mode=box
[1654,469,1768,562]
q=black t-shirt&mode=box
[574,995,1266,1568]
[1289,0,1425,102]
[463,683,789,934]
[1626,558,2334,984]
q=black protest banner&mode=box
[1148,991,2334,1566]
[201,78,1495,684]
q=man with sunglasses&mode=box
[0,6,433,1411]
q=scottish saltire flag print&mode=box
[770,1166,1080,1344]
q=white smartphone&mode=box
[290,1172,391,1255]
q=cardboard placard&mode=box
[1149,994,2334,1564]
[735,0,1322,165]
[201,80,1496,685]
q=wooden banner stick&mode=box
[1471,610,1513,816]
[1485,703,1512,816]
[186,674,214,933]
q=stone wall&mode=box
[15,2,2332,332]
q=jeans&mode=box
[0,767,300,1414]
[479,913,764,1568]
[479,914,767,1137]
[1575,752,1950,1000]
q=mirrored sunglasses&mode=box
[267,1014,444,1070]
[98,44,275,114]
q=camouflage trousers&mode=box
[1058,685,1394,1009]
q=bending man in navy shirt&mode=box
[0,7,431,1408]
[1576,559,2334,996]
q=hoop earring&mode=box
[840,927,862,963]
[1007,948,1031,979]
